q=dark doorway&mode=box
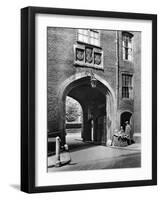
[120,112,132,131]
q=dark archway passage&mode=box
[64,76,107,146]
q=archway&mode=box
[58,72,116,146]
[66,77,107,144]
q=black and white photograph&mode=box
[20,6,157,193]
[47,27,141,172]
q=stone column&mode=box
[59,96,66,146]
[82,105,91,141]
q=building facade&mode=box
[47,27,141,145]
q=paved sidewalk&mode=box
[48,133,141,172]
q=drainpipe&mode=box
[116,31,120,129]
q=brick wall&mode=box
[47,27,141,135]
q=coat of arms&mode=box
[94,53,101,65]
[85,47,93,63]
[76,48,84,61]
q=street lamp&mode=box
[90,72,97,88]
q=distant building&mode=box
[47,27,141,144]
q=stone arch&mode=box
[58,72,116,103]
[58,72,116,145]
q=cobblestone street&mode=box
[48,131,141,172]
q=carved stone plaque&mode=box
[94,53,101,65]
[85,47,93,63]
[76,48,84,61]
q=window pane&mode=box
[122,74,133,98]
[95,39,97,45]
[122,39,125,47]
[122,75,125,86]
[125,48,128,60]
[89,37,94,45]
[128,40,132,48]
[127,88,129,98]
[83,36,88,43]
[78,34,83,42]
[95,39,99,46]
[90,31,94,37]
[122,87,127,98]
[128,48,132,55]
[94,32,99,39]
[83,29,88,36]
[125,75,127,86]
[122,47,125,59]
[125,37,128,48]
[128,54,132,61]
[78,29,83,34]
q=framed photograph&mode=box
[21,6,157,193]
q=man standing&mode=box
[125,121,131,145]
[125,121,131,136]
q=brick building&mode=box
[47,27,141,145]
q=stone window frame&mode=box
[122,31,134,62]
[121,73,133,99]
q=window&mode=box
[122,74,133,98]
[78,29,100,46]
[122,32,133,61]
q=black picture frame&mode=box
[21,6,157,193]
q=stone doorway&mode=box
[120,112,132,131]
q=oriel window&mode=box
[122,32,133,61]
[122,74,133,99]
[78,29,100,46]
